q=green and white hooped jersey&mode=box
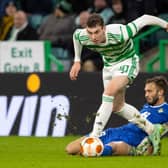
[73,22,138,67]
[73,15,167,67]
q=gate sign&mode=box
[0,41,45,72]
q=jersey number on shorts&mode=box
[119,65,129,73]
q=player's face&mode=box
[86,25,106,44]
[144,83,161,105]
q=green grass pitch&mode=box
[0,136,167,168]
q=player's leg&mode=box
[115,97,162,155]
[90,56,139,137]
[100,127,132,156]
[90,67,113,136]
[115,89,162,155]
[102,141,132,156]
[111,141,132,155]
[90,75,128,137]
[129,137,153,156]
[132,123,168,156]
[104,139,153,156]
[112,56,161,155]
[115,98,154,135]
[107,77,153,135]
[65,137,85,155]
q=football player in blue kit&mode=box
[66,76,168,156]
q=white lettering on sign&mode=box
[0,95,70,137]
[0,96,24,135]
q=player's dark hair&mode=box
[145,76,168,96]
[86,13,104,28]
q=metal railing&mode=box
[147,40,168,72]
[134,26,168,72]
[44,41,64,72]
[134,26,160,58]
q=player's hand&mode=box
[69,62,81,80]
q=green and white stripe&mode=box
[73,22,139,66]
[127,22,138,37]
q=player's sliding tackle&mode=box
[66,76,168,156]
[69,13,168,155]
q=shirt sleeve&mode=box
[120,14,167,42]
[73,30,83,62]
[133,14,167,31]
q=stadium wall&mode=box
[0,72,167,136]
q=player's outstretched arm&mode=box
[121,15,168,42]
[133,14,168,32]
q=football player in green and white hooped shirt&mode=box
[69,13,168,155]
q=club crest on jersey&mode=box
[158,108,164,113]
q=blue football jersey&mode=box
[140,102,168,124]
[99,102,168,147]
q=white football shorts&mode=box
[103,55,140,88]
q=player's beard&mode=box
[147,96,159,106]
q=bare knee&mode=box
[65,137,84,155]
[109,141,131,155]
[65,143,80,155]
[65,144,74,155]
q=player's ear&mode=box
[159,89,164,96]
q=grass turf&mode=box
[0,136,167,168]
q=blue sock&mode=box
[101,145,113,156]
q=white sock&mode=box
[91,94,114,137]
[117,103,154,135]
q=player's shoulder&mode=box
[140,103,150,112]
[162,102,168,109]
[156,102,168,115]
[143,102,168,111]
[154,102,168,110]
[106,23,124,29]
[73,28,88,39]
[106,23,125,33]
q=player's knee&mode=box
[65,144,77,155]
[65,144,72,154]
